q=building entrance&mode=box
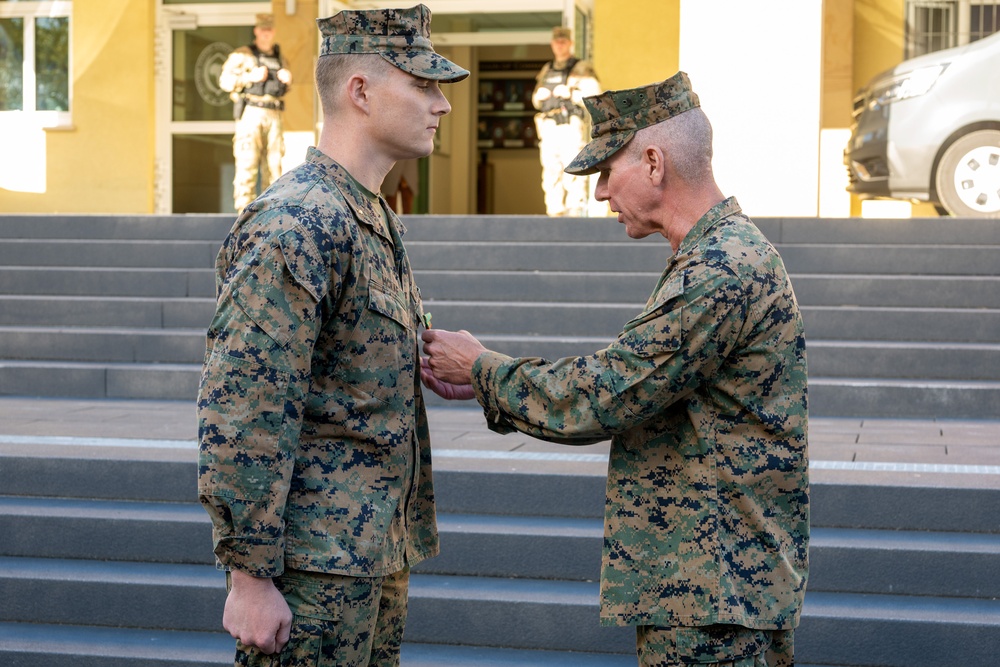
[157,3,267,213]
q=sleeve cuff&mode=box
[213,536,285,579]
[471,350,517,434]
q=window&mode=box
[906,0,1000,57]
[0,1,71,125]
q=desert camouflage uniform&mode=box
[470,197,809,663]
[532,58,601,217]
[198,146,436,661]
[220,44,288,212]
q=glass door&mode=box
[156,2,267,213]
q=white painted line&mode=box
[0,435,197,449]
[434,448,609,463]
[2,435,997,475]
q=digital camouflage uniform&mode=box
[219,15,289,212]
[472,73,810,666]
[199,147,435,664]
[199,4,467,664]
[532,28,601,217]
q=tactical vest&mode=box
[538,57,581,115]
[245,44,287,98]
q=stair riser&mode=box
[4,460,997,535]
[0,458,196,503]
[409,243,1000,276]
[807,547,1000,598]
[0,331,205,364]
[811,483,1000,534]
[0,215,233,241]
[0,651,228,667]
[0,298,215,329]
[806,345,1000,381]
[405,594,634,654]
[416,272,1000,309]
[807,381,1000,419]
[796,616,1000,667]
[3,332,992,384]
[803,308,1000,343]
[0,514,213,565]
[792,276,1000,309]
[3,504,996,600]
[0,241,220,269]
[0,365,200,400]
[0,576,224,633]
[402,215,1000,247]
[0,268,213,298]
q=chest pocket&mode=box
[368,276,412,331]
[620,271,685,355]
[331,270,415,406]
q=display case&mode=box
[476,60,546,149]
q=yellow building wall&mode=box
[850,0,938,216]
[0,0,156,213]
[274,0,318,135]
[854,0,905,87]
[593,0,680,91]
[823,0,856,129]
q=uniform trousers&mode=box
[232,105,285,212]
[535,114,589,217]
[636,624,794,667]
[231,566,409,667]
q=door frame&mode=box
[154,2,268,213]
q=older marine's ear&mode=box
[644,145,666,185]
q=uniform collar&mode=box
[306,147,407,243]
[675,196,741,257]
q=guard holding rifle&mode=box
[219,13,292,212]
[532,26,601,217]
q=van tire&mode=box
[934,129,1000,218]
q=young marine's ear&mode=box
[346,73,372,113]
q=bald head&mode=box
[627,107,715,185]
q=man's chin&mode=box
[623,224,652,240]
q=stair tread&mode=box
[804,590,1000,622]
[0,555,218,586]
[0,495,206,522]
[0,623,638,667]
[0,622,232,661]
[811,526,1000,552]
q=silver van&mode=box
[844,30,1000,218]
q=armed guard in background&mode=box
[532,26,601,217]
[219,13,292,212]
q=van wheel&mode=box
[934,129,1000,218]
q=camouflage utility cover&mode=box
[566,71,700,175]
[198,147,437,578]
[471,197,809,628]
[317,3,469,83]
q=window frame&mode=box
[906,0,1000,58]
[0,0,72,128]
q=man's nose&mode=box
[434,89,452,116]
[594,174,609,201]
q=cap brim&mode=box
[380,51,470,83]
[565,130,635,175]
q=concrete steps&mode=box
[0,213,997,416]
[1,431,997,666]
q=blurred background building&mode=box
[0,0,996,218]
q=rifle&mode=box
[233,95,246,121]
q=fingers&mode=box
[274,614,292,653]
